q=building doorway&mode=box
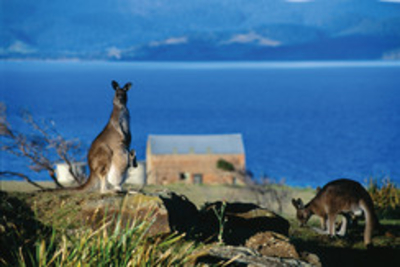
[193,174,203,184]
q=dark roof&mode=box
[148,134,245,155]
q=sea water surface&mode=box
[1,61,400,187]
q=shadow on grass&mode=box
[295,240,399,267]
[291,222,400,267]
[160,192,289,245]
[0,191,52,266]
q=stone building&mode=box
[146,134,246,185]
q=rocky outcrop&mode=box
[246,232,300,259]
[78,191,318,266]
[202,246,314,267]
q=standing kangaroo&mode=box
[77,80,137,193]
[292,179,379,246]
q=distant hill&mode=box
[1,0,400,61]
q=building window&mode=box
[232,176,237,185]
[179,172,189,181]
[193,174,203,184]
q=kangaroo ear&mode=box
[297,198,304,209]
[123,82,132,91]
[292,198,299,209]
[316,186,321,193]
[112,80,120,90]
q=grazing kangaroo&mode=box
[76,80,137,193]
[292,178,379,246]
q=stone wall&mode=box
[147,154,245,185]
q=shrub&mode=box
[368,177,400,219]
[216,159,235,172]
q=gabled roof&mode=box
[148,134,245,155]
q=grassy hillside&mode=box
[1,183,399,266]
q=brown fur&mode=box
[46,81,137,193]
[292,178,379,246]
[79,80,135,193]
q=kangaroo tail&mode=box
[39,173,96,193]
[360,197,379,246]
[73,173,96,191]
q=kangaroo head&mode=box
[112,80,132,106]
[292,198,311,227]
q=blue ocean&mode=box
[1,61,400,187]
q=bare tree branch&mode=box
[0,102,85,189]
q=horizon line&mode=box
[2,59,400,69]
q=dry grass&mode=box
[0,190,210,266]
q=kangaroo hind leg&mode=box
[107,150,129,192]
[100,176,108,194]
[106,164,124,192]
[327,213,337,237]
[360,201,375,246]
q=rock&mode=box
[300,252,322,267]
[201,246,315,267]
[246,231,300,259]
[198,201,290,245]
[80,192,170,236]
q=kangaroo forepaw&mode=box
[337,230,346,237]
[312,227,330,235]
